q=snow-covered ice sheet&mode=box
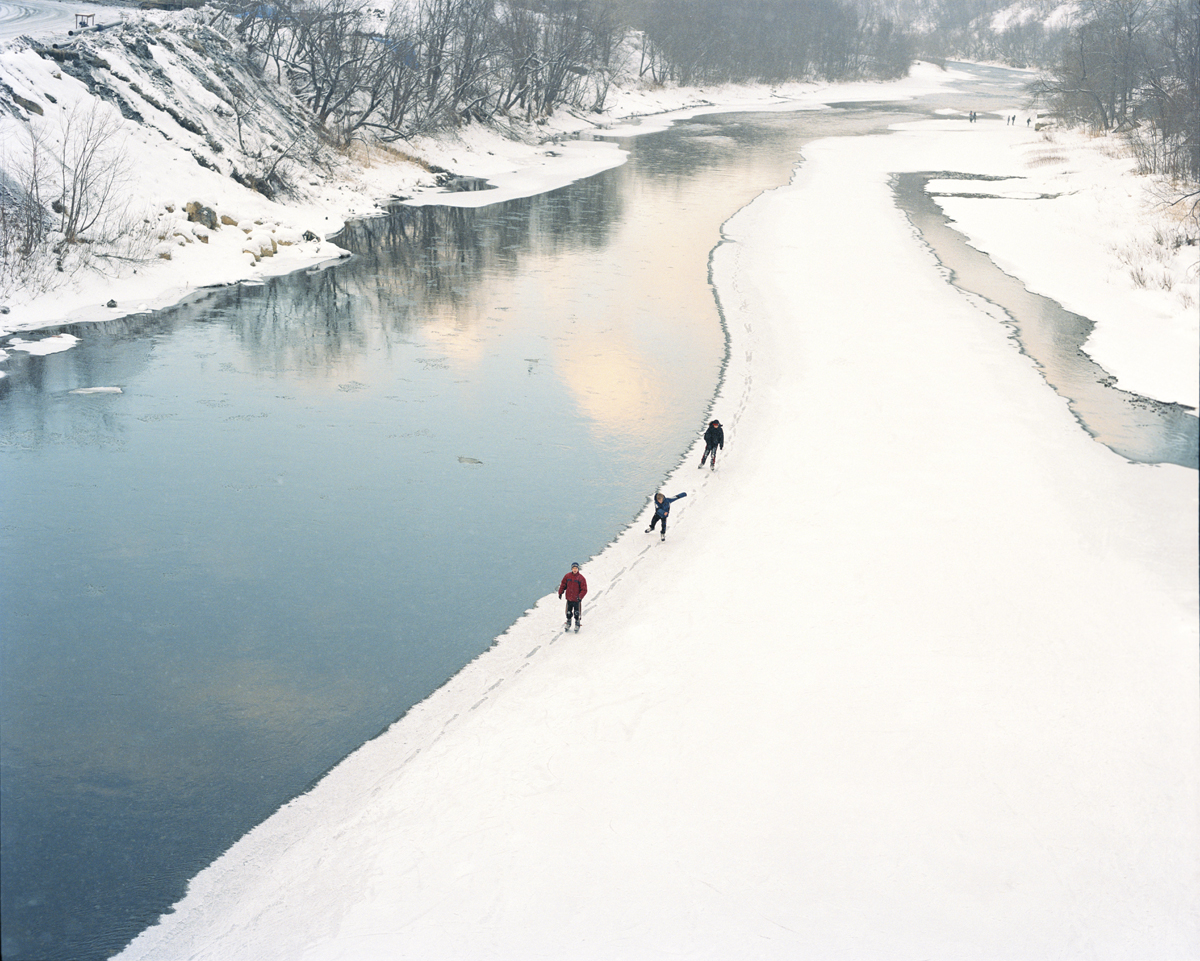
[926,131,1199,408]
[4,332,78,354]
[114,107,1199,961]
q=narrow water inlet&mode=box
[892,171,1199,471]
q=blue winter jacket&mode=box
[653,492,687,517]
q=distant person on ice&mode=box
[558,562,587,632]
[699,419,724,469]
[645,491,687,541]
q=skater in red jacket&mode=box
[558,562,587,632]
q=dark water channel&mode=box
[894,172,1199,468]
[0,99,928,961]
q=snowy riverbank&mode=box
[3,53,1196,410]
[0,38,941,336]
[114,71,1198,961]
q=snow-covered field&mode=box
[97,65,1200,961]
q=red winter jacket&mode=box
[558,571,588,602]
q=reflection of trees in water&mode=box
[3,113,815,414]
[1,169,626,405]
[337,172,622,300]
[192,172,627,372]
[215,270,378,375]
[0,368,132,448]
[0,314,166,444]
[616,116,802,189]
[7,117,819,405]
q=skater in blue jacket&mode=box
[645,491,687,541]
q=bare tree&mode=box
[286,0,384,128]
[1134,0,1200,183]
[0,125,50,264]
[375,4,425,131]
[634,0,904,84]
[1032,0,1157,129]
[51,102,132,245]
[493,1,616,118]
[1031,0,1198,190]
[1,102,143,297]
[234,0,309,87]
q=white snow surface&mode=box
[106,70,1200,961]
[4,330,77,353]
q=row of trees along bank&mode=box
[1030,0,1200,185]
[229,0,914,145]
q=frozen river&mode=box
[0,94,903,961]
[2,62,1191,961]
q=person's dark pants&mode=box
[700,445,718,466]
[565,599,581,626]
[650,513,667,534]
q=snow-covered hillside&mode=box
[0,7,414,311]
[0,7,800,326]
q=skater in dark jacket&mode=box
[699,419,723,468]
[645,491,687,541]
[558,562,587,632]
